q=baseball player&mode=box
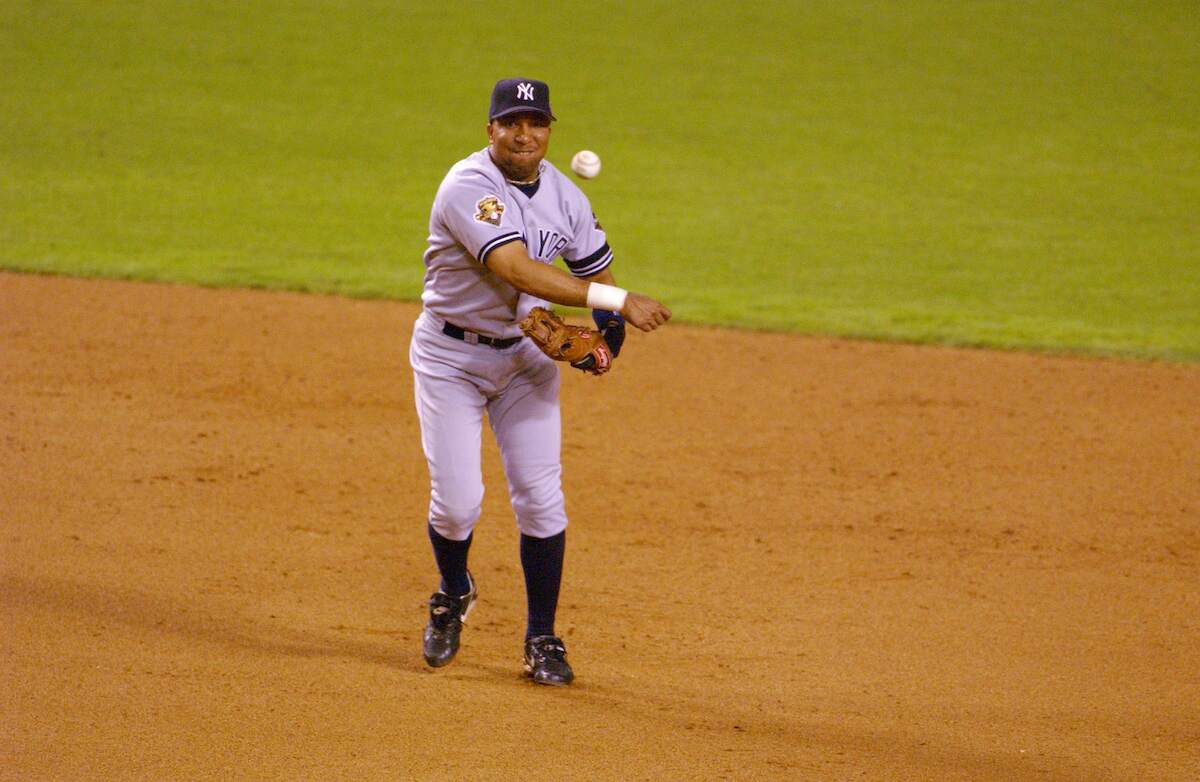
[410,77,671,686]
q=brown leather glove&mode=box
[519,307,613,375]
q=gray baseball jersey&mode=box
[420,148,612,338]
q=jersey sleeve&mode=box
[562,189,613,278]
[437,173,523,265]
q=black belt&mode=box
[442,321,523,349]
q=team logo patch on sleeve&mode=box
[474,195,506,226]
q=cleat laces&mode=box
[531,636,567,662]
[428,594,461,634]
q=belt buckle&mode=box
[463,331,480,345]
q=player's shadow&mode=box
[522,673,1093,780]
[0,571,425,673]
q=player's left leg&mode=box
[488,348,574,685]
[487,352,567,542]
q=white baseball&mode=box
[570,150,601,179]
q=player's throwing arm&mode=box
[487,243,670,348]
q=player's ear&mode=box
[486,121,495,144]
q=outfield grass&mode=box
[2,1,1197,358]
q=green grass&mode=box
[2,1,1197,359]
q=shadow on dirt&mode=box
[0,571,426,673]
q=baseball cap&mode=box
[489,78,556,122]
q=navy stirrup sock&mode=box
[428,524,473,596]
[520,530,566,639]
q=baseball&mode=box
[570,150,601,179]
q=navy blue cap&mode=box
[489,78,556,122]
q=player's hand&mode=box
[621,293,671,332]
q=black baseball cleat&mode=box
[422,572,477,668]
[523,635,574,686]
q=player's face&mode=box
[487,112,551,182]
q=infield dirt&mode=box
[2,272,1197,780]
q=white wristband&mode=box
[586,282,628,312]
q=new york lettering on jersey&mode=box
[535,229,569,261]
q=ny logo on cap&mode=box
[517,82,534,101]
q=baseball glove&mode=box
[519,306,613,375]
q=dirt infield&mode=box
[2,272,1197,780]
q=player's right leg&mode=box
[410,322,490,667]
